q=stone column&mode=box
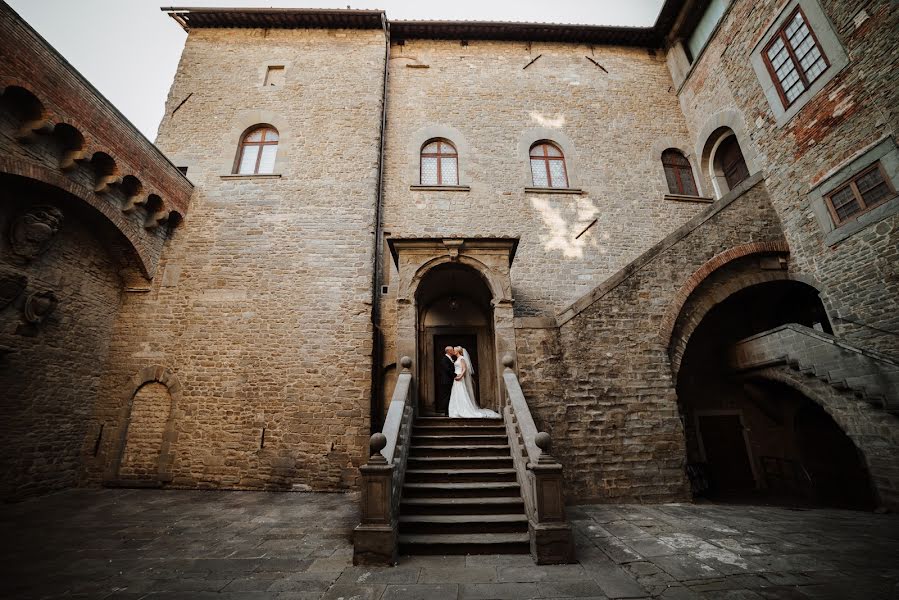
[353,433,397,565]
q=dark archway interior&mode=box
[415,263,497,415]
[677,281,875,509]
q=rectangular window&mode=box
[264,66,285,87]
[686,0,729,62]
[824,163,895,225]
[763,7,829,108]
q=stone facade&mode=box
[83,26,387,492]
[2,1,897,508]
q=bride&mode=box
[448,346,501,419]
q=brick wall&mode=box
[551,177,786,502]
[118,382,171,479]
[86,27,387,492]
[670,0,899,357]
[0,179,123,500]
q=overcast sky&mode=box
[8,0,664,141]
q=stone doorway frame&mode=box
[388,238,518,413]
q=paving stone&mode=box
[496,564,590,582]
[459,582,541,599]
[382,583,458,600]
[536,579,607,598]
[418,567,496,583]
[650,555,722,581]
[319,584,386,600]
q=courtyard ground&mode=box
[3,489,897,599]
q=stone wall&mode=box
[669,0,899,358]
[118,383,171,480]
[549,176,786,503]
[86,27,387,491]
[0,177,123,500]
[378,38,708,376]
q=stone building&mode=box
[2,0,898,547]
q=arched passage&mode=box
[414,262,498,415]
[674,278,878,508]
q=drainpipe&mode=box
[369,13,390,434]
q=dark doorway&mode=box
[718,135,749,189]
[433,334,478,412]
[697,414,756,493]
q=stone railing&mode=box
[353,356,414,565]
[731,324,899,413]
[501,355,574,564]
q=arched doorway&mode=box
[674,278,877,508]
[415,263,497,415]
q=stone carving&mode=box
[9,205,64,261]
[23,290,58,324]
[0,270,27,309]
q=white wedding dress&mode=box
[448,352,501,419]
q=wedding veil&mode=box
[462,348,475,376]
[461,347,477,404]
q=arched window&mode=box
[529,141,568,188]
[236,125,279,174]
[662,149,698,196]
[716,136,749,190]
[420,139,458,186]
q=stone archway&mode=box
[106,365,182,485]
[389,238,518,415]
[415,262,498,414]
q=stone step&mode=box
[398,514,528,535]
[412,425,506,436]
[403,482,521,498]
[409,444,511,457]
[398,532,530,555]
[411,434,508,446]
[400,496,526,515]
[407,456,513,469]
[416,417,504,426]
[405,468,517,483]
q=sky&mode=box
[7,0,665,141]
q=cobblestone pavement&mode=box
[4,489,898,599]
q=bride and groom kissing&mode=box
[437,346,500,419]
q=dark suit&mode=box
[436,354,456,415]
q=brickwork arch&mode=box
[741,367,899,509]
[662,241,806,377]
[106,366,183,484]
[0,159,153,277]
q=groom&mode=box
[436,346,458,416]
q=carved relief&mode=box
[9,205,64,261]
[23,290,58,324]
[0,270,27,309]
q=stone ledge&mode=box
[409,184,470,192]
[219,173,282,180]
[557,171,766,326]
[524,187,584,195]
[664,193,714,204]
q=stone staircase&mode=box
[398,416,530,555]
[731,324,899,414]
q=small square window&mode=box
[824,163,896,226]
[264,66,285,87]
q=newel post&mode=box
[529,432,575,564]
[352,433,397,565]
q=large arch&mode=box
[106,365,183,485]
[415,262,498,414]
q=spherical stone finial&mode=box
[400,356,412,369]
[369,432,387,455]
[502,354,515,368]
[535,431,552,454]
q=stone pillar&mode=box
[353,433,397,565]
[529,432,574,564]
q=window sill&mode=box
[220,174,282,180]
[664,193,714,204]
[524,187,584,195]
[409,185,470,192]
[824,194,899,247]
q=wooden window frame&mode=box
[662,150,698,196]
[530,142,569,189]
[236,126,279,175]
[420,139,459,186]
[762,6,830,109]
[824,162,896,226]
